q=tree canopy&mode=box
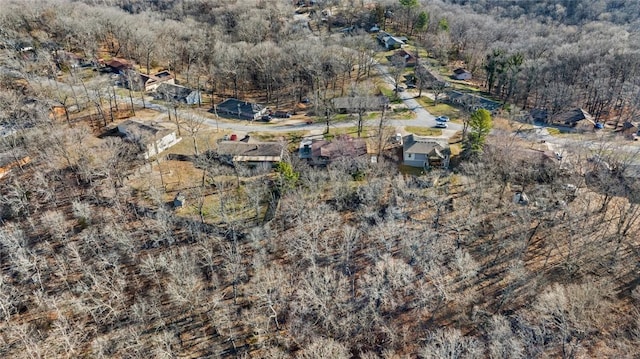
[465,109,492,156]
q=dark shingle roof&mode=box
[155,83,195,102]
[215,99,265,120]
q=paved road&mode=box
[372,63,462,135]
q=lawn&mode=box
[547,128,561,136]
[416,97,462,120]
[449,143,462,156]
[405,126,443,136]
[390,108,416,119]
[398,164,425,176]
[379,86,402,103]
[325,126,374,139]
[249,130,309,143]
[168,128,226,155]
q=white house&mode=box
[117,120,181,159]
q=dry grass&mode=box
[405,126,443,137]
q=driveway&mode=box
[372,63,463,133]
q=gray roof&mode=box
[403,134,446,158]
[553,108,593,125]
[416,64,446,86]
[215,98,265,120]
[217,141,284,162]
[154,83,196,102]
[447,90,501,113]
[118,120,172,143]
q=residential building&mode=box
[299,135,368,166]
[117,120,181,159]
[377,31,407,50]
[213,98,267,121]
[216,137,284,166]
[153,83,201,105]
[446,90,502,114]
[551,108,595,128]
[124,70,175,92]
[402,134,449,169]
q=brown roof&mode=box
[312,135,367,159]
[106,58,133,71]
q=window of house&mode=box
[407,153,413,159]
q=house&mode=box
[153,83,201,105]
[551,108,595,128]
[104,58,133,74]
[331,96,389,113]
[620,121,640,139]
[216,138,284,166]
[452,68,472,81]
[299,135,368,166]
[446,90,502,114]
[389,49,417,67]
[414,64,447,89]
[117,120,181,159]
[403,134,449,169]
[0,152,31,179]
[377,32,407,50]
[213,98,267,121]
[124,70,175,92]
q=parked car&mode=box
[395,86,405,92]
[274,111,292,118]
[594,122,604,129]
[435,116,450,122]
[406,82,417,89]
[435,123,448,128]
[261,115,272,122]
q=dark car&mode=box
[274,111,292,118]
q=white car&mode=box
[435,123,448,129]
[435,116,450,122]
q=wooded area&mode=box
[1,0,640,357]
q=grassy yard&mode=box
[398,164,425,176]
[448,130,464,144]
[449,143,462,156]
[547,128,561,136]
[325,126,374,139]
[390,108,416,119]
[405,126,443,137]
[249,130,309,143]
[379,86,402,103]
[416,97,462,120]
